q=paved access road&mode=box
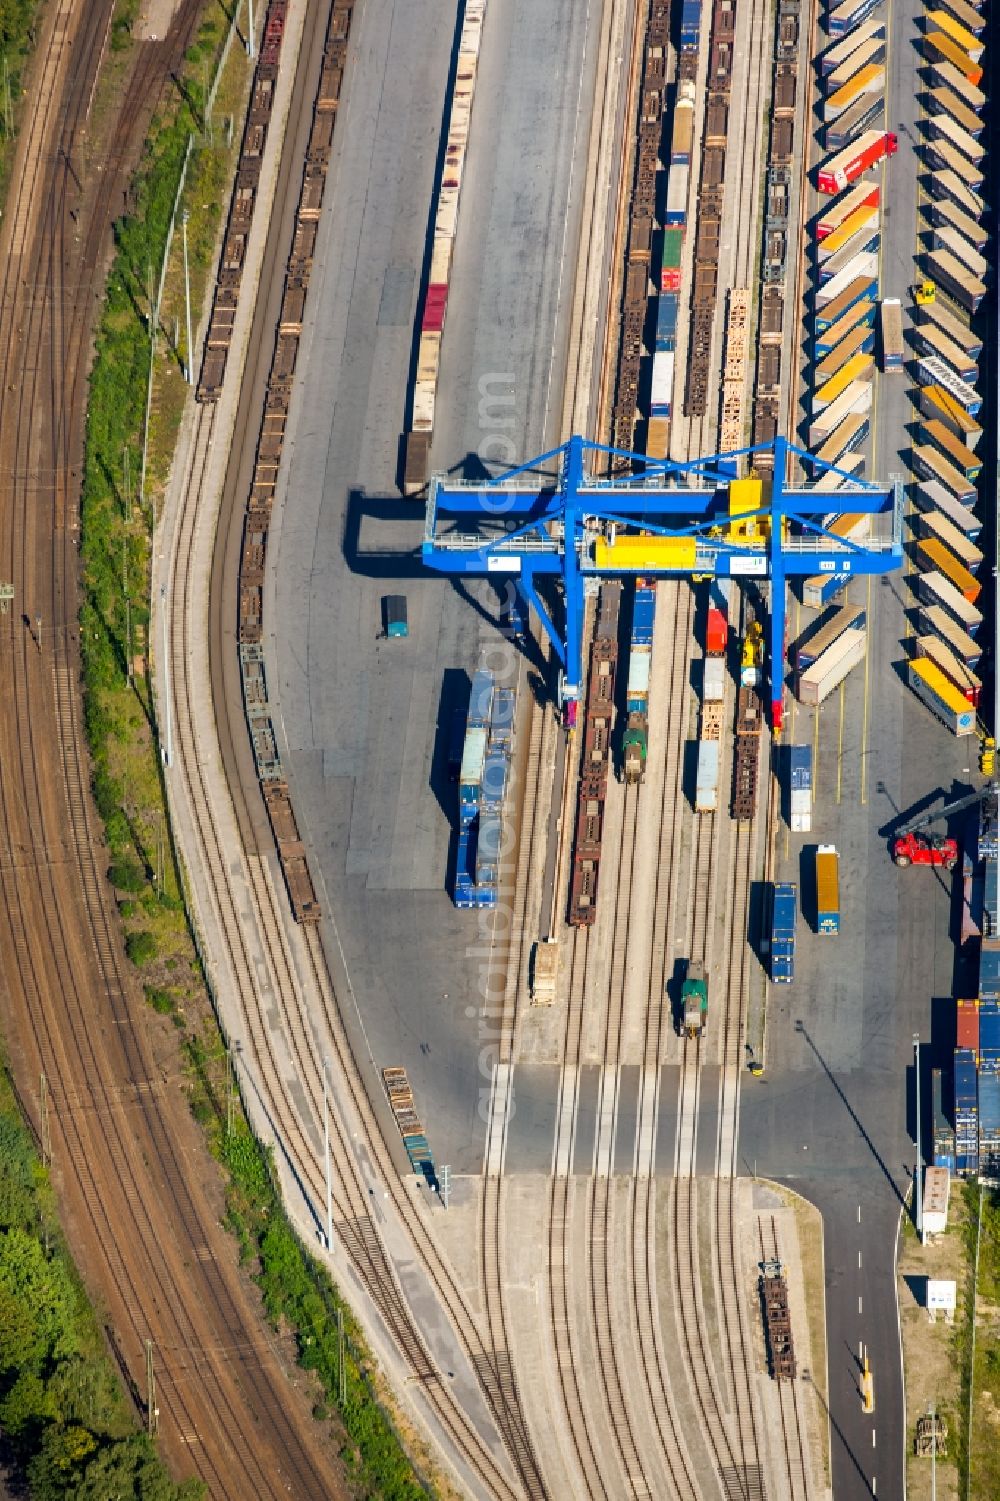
[270,0,601,1171]
[743,0,975,1484]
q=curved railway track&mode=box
[0,1,351,1496]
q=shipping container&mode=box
[924,137,984,193]
[798,626,866,704]
[824,64,885,124]
[957,998,980,1053]
[459,726,488,821]
[927,11,984,61]
[695,739,720,812]
[928,165,985,222]
[656,292,678,350]
[453,824,477,906]
[918,297,978,355]
[915,353,981,413]
[671,102,695,164]
[911,444,978,505]
[923,1166,951,1233]
[476,812,502,886]
[660,231,683,294]
[955,1047,978,1107]
[919,603,982,665]
[627,649,651,711]
[706,606,729,657]
[913,478,980,536]
[928,60,986,114]
[822,95,882,152]
[665,162,689,225]
[934,0,984,37]
[912,564,978,630]
[489,688,516,749]
[480,750,508,812]
[633,586,656,645]
[920,419,982,480]
[912,322,978,383]
[789,744,813,833]
[915,633,981,705]
[808,381,873,445]
[816,131,897,194]
[703,656,726,703]
[770,882,797,983]
[646,416,670,460]
[797,603,869,673]
[816,260,879,311]
[803,573,850,609]
[813,454,866,492]
[825,39,887,89]
[907,657,978,735]
[827,0,880,36]
[651,349,675,417]
[814,353,875,412]
[917,538,981,602]
[816,846,841,934]
[914,509,982,573]
[933,1067,956,1166]
[880,298,903,372]
[817,205,880,261]
[816,181,880,238]
[918,389,982,451]
[810,411,870,470]
[981,947,1000,1001]
[821,19,886,75]
[924,31,983,85]
[926,84,983,139]
[814,301,876,359]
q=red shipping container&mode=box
[957,997,979,1054]
[422,284,449,333]
[660,269,682,293]
[706,607,728,657]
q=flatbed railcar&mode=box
[569,585,622,926]
[732,684,763,820]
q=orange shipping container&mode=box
[917,537,981,603]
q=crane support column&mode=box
[770,435,789,731]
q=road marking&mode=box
[813,699,820,795]
[859,1295,863,1315]
[552,1063,579,1179]
[485,1061,512,1178]
[872,1429,877,1448]
[594,1063,619,1178]
[634,1064,658,1178]
[858,1204,862,1222]
[859,1249,863,1269]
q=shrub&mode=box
[125,930,156,966]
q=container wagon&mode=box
[880,298,903,372]
[907,657,977,735]
[815,846,841,934]
[732,684,763,820]
[816,131,897,194]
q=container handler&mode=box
[681,961,708,1037]
[892,781,998,869]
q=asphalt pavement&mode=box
[267,0,602,1172]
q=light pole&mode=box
[914,1033,924,1243]
[160,585,172,767]
[182,210,193,385]
[323,1057,333,1252]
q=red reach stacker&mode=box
[892,782,997,869]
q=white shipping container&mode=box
[934,225,988,280]
[703,657,726,702]
[808,381,873,445]
[695,740,720,812]
[815,253,879,307]
[791,788,813,834]
[628,650,651,699]
[798,626,867,705]
[651,350,675,414]
[666,162,689,221]
[412,381,436,432]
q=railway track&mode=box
[0,0,356,1495]
[759,1218,811,1499]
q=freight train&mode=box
[569,585,622,925]
[622,584,655,784]
[454,668,517,909]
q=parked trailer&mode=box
[796,601,867,670]
[920,298,983,357]
[934,0,984,36]
[927,85,983,139]
[915,570,982,635]
[827,0,879,36]
[813,453,865,490]
[914,509,983,572]
[815,274,879,329]
[920,418,981,480]
[825,96,886,152]
[789,744,814,833]
[814,298,876,357]
[770,882,797,982]
[915,634,982,706]
[799,627,866,704]
[928,165,984,221]
[824,65,885,124]
[920,603,982,664]
[880,298,903,372]
[925,137,984,193]
[912,323,977,382]
[809,381,872,445]
[816,260,879,311]
[929,60,986,114]
[818,206,879,261]
[908,657,977,734]
[814,354,874,413]
[816,131,897,194]
[917,538,981,603]
[810,411,870,469]
[821,19,886,74]
[934,225,988,281]
[918,389,982,449]
[819,227,881,282]
[924,31,983,86]
[913,478,980,536]
[912,444,978,504]
[916,354,980,413]
[816,846,841,934]
[927,11,983,62]
[816,181,880,238]
[926,195,987,251]
[826,40,886,90]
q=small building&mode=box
[924,1165,951,1234]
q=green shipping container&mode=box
[660,228,683,291]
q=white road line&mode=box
[484,1060,512,1178]
[859,1249,863,1269]
[553,1063,580,1179]
[859,1295,863,1315]
[634,1064,658,1178]
[594,1063,619,1178]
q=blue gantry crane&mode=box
[422,433,903,729]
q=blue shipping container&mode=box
[773,883,797,936]
[981,939,1000,997]
[633,588,656,645]
[454,826,477,907]
[480,751,508,813]
[979,1071,1000,1135]
[955,1048,978,1107]
[468,668,494,728]
[460,726,488,823]
[489,688,515,750]
[814,279,879,331]
[655,298,678,353]
[789,745,813,791]
[984,864,999,929]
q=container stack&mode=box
[695,600,728,813]
[770,882,797,983]
[954,1046,979,1172]
[789,745,813,832]
[622,585,655,785]
[932,1067,956,1170]
[454,668,516,909]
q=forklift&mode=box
[892,782,999,870]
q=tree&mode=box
[0,1367,56,1448]
[27,1423,98,1501]
[0,1226,79,1371]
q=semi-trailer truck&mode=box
[816,846,841,934]
[816,130,897,194]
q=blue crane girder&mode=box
[422,433,904,729]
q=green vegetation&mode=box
[956,1182,1000,1498]
[71,7,434,1498]
[0,0,43,199]
[0,1064,203,1499]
